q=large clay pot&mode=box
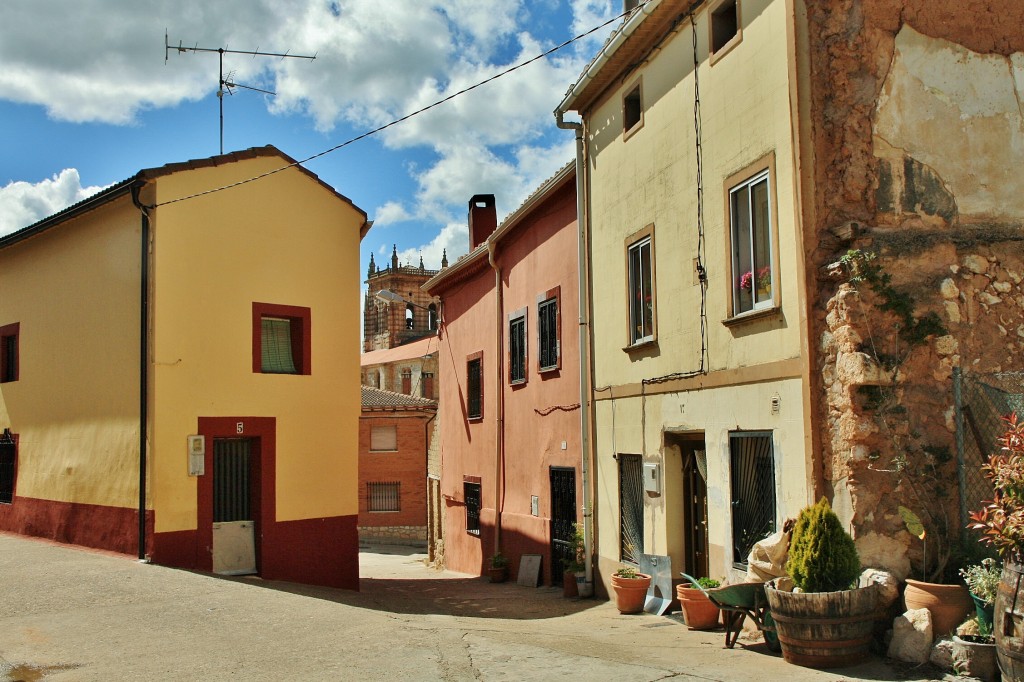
[903,579,972,636]
[487,566,508,583]
[676,584,720,630]
[611,572,651,614]
[765,583,881,669]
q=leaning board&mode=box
[517,554,542,587]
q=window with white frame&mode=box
[508,310,526,385]
[627,230,655,345]
[730,169,774,315]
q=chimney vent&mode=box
[468,194,497,249]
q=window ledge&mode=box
[622,338,658,354]
[538,365,559,375]
[721,306,780,328]
[468,416,484,423]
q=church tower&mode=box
[363,245,446,352]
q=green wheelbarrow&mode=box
[680,574,781,652]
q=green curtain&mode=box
[261,317,296,373]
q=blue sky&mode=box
[0,1,618,276]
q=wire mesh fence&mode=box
[955,368,1024,525]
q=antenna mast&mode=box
[165,31,316,154]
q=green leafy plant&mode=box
[960,558,1000,605]
[786,497,861,593]
[490,552,509,569]
[565,523,586,573]
[614,566,640,579]
[969,413,1024,563]
[696,577,720,589]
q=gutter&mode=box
[131,181,153,562]
[486,240,505,557]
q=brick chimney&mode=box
[468,194,497,249]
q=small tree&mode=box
[786,497,861,592]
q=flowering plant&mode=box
[960,558,1000,605]
[969,413,1024,563]
[739,266,772,293]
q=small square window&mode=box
[508,310,527,385]
[623,81,643,135]
[464,480,481,535]
[370,425,397,452]
[537,289,560,372]
[710,0,740,55]
[253,303,311,375]
[0,323,19,383]
[467,353,483,420]
[367,481,400,512]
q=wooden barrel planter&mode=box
[764,583,880,668]
[995,561,1024,682]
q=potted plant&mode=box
[898,506,974,635]
[764,497,880,668]
[563,523,587,598]
[968,412,1024,681]
[960,558,999,636]
[676,575,721,630]
[610,565,651,614]
[952,617,997,682]
[488,552,509,583]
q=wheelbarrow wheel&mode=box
[762,611,781,653]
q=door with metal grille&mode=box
[212,437,257,575]
[549,467,577,586]
[729,432,776,566]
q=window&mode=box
[464,480,481,535]
[729,165,775,316]
[428,303,438,331]
[538,288,560,372]
[252,303,311,375]
[405,304,415,330]
[626,226,655,346]
[623,81,643,136]
[0,429,16,504]
[709,0,740,57]
[618,454,644,564]
[401,369,412,394]
[730,432,776,566]
[422,372,434,399]
[370,425,397,452]
[508,310,526,385]
[0,323,18,383]
[467,353,483,420]
[367,482,400,512]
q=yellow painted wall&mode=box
[147,155,363,533]
[0,198,142,508]
[583,0,813,585]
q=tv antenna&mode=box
[165,31,316,154]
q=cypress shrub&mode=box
[786,497,861,592]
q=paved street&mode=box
[0,533,951,681]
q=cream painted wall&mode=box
[148,156,363,532]
[587,0,801,389]
[0,198,142,508]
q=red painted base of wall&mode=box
[153,514,359,590]
[0,496,153,557]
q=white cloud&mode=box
[372,201,413,227]
[0,170,107,236]
[396,221,469,272]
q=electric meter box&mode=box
[643,462,661,494]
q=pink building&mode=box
[424,164,583,585]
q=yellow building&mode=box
[557,0,815,592]
[0,146,368,589]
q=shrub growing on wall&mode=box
[786,497,861,592]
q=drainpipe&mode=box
[130,181,152,562]
[555,111,595,595]
[486,240,505,556]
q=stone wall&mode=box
[358,525,427,546]
[805,0,1024,577]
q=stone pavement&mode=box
[0,533,955,681]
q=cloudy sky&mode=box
[0,0,618,273]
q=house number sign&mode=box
[236,422,244,434]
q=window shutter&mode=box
[370,426,398,451]
[261,317,296,373]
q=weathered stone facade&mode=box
[805,0,1024,578]
[358,525,427,546]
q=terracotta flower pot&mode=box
[952,635,998,682]
[676,584,720,630]
[563,570,579,597]
[611,572,651,614]
[488,566,508,583]
[903,579,972,636]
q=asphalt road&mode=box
[0,533,952,681]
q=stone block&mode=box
[888,608,934,664]
[963,254,989,275]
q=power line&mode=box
[153,9,628,208]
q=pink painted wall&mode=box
[431,172,581,583]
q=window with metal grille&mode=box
[213,439,251,523]
[464,481,481,535]
[367,482,400,512]
[370,425,397,452]
[729,431,776,566]
[618,454,644,564]
[467,355,483,420]
[0,323,18,383]
[509,312,526,385]
[0,429,16,504]
[538,292,559,371]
